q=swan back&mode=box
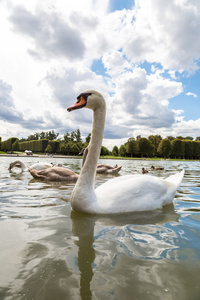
[95,170,184,214]
[30,162,53,170]
[29,167,79,181]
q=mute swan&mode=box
[8,160,57,172]
[67,90,184,214]
[28,167,79,181]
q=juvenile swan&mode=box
[67,90,184,214]
[28,167,79,182]
[8,160,55,172]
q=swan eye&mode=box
[77,93,92,102]
[67,93,92,112]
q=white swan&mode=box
[8,160,58,172]
[67,90,184,214]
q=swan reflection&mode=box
[71,206,185,299]
[4,205,200,300]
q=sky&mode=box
[0,0,200,150]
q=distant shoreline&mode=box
[0,153,81,159]
[0,153,197,162]
[0,153,152,160]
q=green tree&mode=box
[85,133,91,144]
[171,139,185,158]
[70,131,76,141]
[19,138,27,142]
[74,129,82,142]
[148,135,162,156]
[100,146,110,156]
[167,136,175,141]
[157,139,172,158]
[60,143,67,154]
[47,130,59,140]
[192,141,200,159]
[119,145,127,157]
[71,143,80,155]
[138,138,153,157]
[12,140,19,151]
[45,145,52,153]
[185,136,193,141]
[39,132,46,139]
[112,145,119,156]
[65,141,74,154]
[127,138,138,157]
[64,132,71,143]
[184,140,193,159]
[27,133,39,141]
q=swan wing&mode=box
[29,167,78,181]
[95,171,184,214]
[30,163,53,170]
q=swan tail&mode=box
[165,169,185,188]
[107,166,122,174]
[28,168,45,179]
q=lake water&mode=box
[0,156,200,300]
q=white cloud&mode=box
[122,0,200,72]
[186,92,197,98]
[9,6,86,61]
[0,0,200,149]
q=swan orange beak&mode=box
[67,96,86,112]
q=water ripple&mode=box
[1,157,200,300]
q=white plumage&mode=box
[67,90,184,214]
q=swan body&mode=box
[96,164,122,174]
[8,160,56,172]
[28,167,79,181]
[67,90,184,214]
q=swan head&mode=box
[67,90,105,112]
[8,162,15,170]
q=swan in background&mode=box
[28,167,79,182]
[151,165,165,170]
[67,90,184,214]
[8,160,60,172]
[96,164,122,174]
[80,147,122,174]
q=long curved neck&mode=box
[15,160,28,171]
[82,106,106,185]
[70,102,106,213]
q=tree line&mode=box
[1,131,200,159]
[123,135,200,159]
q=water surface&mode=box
[0,156,200,300]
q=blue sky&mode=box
[168,69,200,121]
[0,0,200,149]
